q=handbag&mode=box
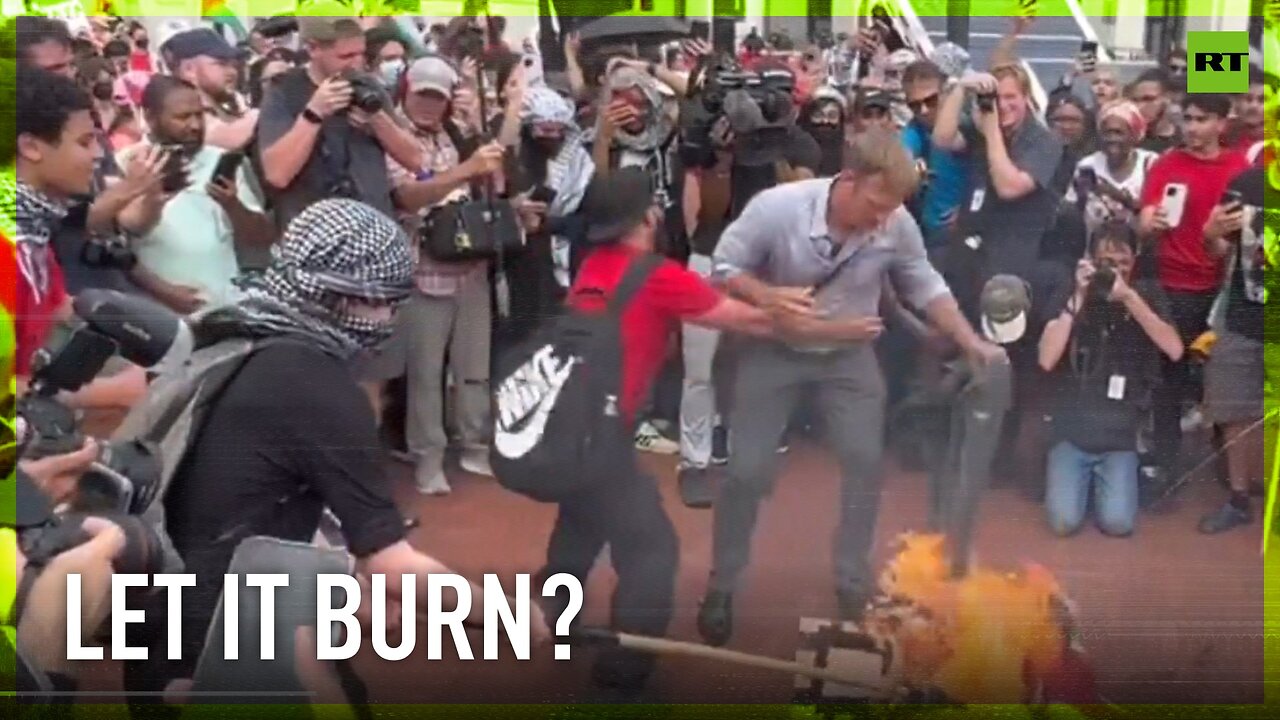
[420,197,524,263]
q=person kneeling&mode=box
[1038,224,1183,537]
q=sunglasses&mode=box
[906,93,939,113]
[1167,63,1187,75]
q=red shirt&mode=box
[129,50,154,74]
[1140,148,1249,293]
[568,245,721,422]
[14,242,68,377]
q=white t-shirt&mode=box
[1064,149,1159,235]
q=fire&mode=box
[865,533,1093,704]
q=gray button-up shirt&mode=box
[713,178,951,350]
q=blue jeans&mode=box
[1045,441,1139,537]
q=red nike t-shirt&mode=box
[568,245,722,422]
[1140,148,1250,292]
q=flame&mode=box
[867,533,1083,704]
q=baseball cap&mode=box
[406,56,458,96]
[980,274,1032,345]
[581,168,657,244]
[164,29,238,64]
[856,88,894,111]
[297,14,362,44]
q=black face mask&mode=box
[533,137,564,157]
[92,80,115,101]
[807,124,844,148]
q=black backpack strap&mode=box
[606,253,665,318]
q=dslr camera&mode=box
[80,234,137,272]
[340,70,386,114]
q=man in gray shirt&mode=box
[697,128,1006,647]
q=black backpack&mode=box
[489,253,663,502]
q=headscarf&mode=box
[521,86,594,220]
[1097,100,1148,142]
[521,86,596,287]
[593,62,676,154]
[204,199,414,359]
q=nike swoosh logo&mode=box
[494,345,578,460]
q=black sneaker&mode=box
[1198,501,1252,534]
[678,465,715,509]
[697,590,734,647]
[711,426,730,466]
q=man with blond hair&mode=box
[696,129,1007,646]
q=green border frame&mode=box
[1,2,1275,717]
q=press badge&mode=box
[969,188,986,212]
[1108,375,1126,401]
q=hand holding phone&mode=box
[1080,40,1099,73]
[1160,183,1189,228]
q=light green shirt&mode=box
[125,146,264,307]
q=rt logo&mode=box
[1187,31,1250,93]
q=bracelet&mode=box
[300,107,323,125]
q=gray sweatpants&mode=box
[679,253,720,469]
[709,341,886,597]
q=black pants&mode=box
[541,442,679,682]
[1153,289,1216,474]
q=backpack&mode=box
[108,335,307,573]
[489,254,663,503]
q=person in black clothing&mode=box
[1038,223,1184,537]
[123,198,549,706]
[1199,164,1275,533]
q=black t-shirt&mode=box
[957,116,1065,280]
[1047,277,1173,453]
[729,125,822,220]
[256,68,396,228]
[163,342,406,653]
[1223,167,1271,343]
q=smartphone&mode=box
[690,19,710,43]
[521,51,544,87]
[160,148,190,194]
[211,151,245,187]
[529,185,557,206]
[1161,183,1189,227]
[1221,189,1244,207]
[1080,40,1098,71]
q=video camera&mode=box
[680,54,796,168]
[17,290,193,517]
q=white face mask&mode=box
[379,60,405,90]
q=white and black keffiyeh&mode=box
[13,180,69,306]
[206,199,414,358]
[521,87,596,288]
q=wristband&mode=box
[301,107,323,125]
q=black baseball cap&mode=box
[581,167,658,244]
[163,29,238,64]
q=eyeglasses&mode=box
[905,93,939,113]
[1167,63,1187,75]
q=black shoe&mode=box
[697,590,734,646]
[711,426,730,466]
[678,465,715,509]
[836,589,870,624]
[1198,501,1252,534]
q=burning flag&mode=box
[798,533,1099,706]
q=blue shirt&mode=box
[901,119,969,240]
[713,178,951,351]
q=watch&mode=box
[301,107,323,125]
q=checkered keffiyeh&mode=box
[227,199,415,358]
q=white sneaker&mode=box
[1180,406,1208,433]
[460,448,494,478]
[635,421,679,455]
[415,460,451,496]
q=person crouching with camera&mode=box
[256,15,424,229]
[1038,223,1184,537]
[357,55,505,495]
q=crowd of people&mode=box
[4,9,1276,704]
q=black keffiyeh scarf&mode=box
[196,199,415,359]
[13,180,69,306]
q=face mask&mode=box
[379,60,404,90]
[135,37,149,50]
[808,124,844,147]
[92,80,115,101]
[534,136,565,156]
